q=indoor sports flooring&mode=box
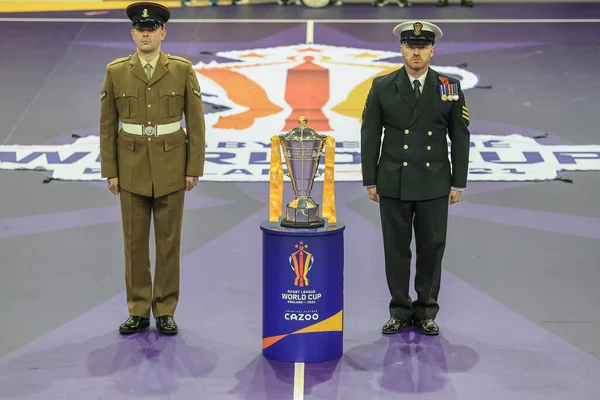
[1,2,600,399]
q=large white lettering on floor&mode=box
[1,45,599,181]
[1,134,599,181]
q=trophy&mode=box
[268,116,337,228]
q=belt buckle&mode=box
[142,125,157,137]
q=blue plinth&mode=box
[260,218,345,363]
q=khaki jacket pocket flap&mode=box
[164,134,186,151]
[117,134,135,151]
[115,87,138,99]
[159,86,185,98]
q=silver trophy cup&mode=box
[279,116,328,228]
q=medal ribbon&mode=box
[321,135,337,224]
[269,135,284,222]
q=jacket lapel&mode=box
[395,67,417,112]
[406,68,438,128]
[149,52,169,86]
[129,53,148,84]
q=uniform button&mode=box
[427,146,431,150]
[122,93,126,97]
[147,104,151,108]
[147,87,151,91]
[428,131,433,136]
[148,138,152,142]
[404,129,409,134]
[426,162,430,167]
[404,145,408,149]
[172,92,175,95]
[403,162,408,166]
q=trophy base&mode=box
[281,200,325,229]
[280,218,325,229]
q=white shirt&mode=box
[407,70,428,94]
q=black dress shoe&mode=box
[371,0,388,7]
[156,316,178,335]
[413,318,440,335]
[119,316,149,334]
[382,317,410,334]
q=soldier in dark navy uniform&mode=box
[361,21,471,335]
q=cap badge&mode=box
[142,9,149,18]
[413,22,423,36]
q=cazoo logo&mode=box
[285,313,319,321]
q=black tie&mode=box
[413,80,421,100]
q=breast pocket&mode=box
[114,88,139,119]
[159,86,185,118]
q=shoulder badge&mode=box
[192,88,201,99]
[108,55,131,66]
[167,54,191,64]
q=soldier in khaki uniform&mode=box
[99,2,206,335]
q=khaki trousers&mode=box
[119,188,185,318]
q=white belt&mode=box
[121,121,181,136]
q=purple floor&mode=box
[1,3,600,400]
[2,183,600,399]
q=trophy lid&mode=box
[279,116,328,141]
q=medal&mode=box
[448,84,454,101]
[440,84,447,101]
[452,84,459,101]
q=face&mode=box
[131,25,166,54]
[400,43,434,70]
